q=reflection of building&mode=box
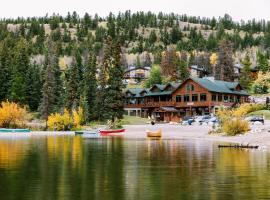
[124,77,249,122]
[124,66,151,84]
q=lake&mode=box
[0,135,270,200]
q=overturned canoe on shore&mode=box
[0,128,30,133]
[218,144,259,149]
[146,129,162,138]
[99,129,125,136]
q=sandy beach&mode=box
[1,122,270,149]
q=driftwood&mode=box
[218,144,259,149]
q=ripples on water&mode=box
[0,136,270,200]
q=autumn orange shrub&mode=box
[0,101,28,128]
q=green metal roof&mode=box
[145,91,173,96]
[190,77,249,96]
[125,88,144,98]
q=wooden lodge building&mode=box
[124,77,249,122]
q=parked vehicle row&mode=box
[181,115,265,125]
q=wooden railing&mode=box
[125,100,242,109]
[125,101,175,108]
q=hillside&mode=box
[0,11,269,67]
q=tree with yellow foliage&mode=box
[47,108,84,131]
[210,53,218,66]
[252,71,270,94]
[0,101,28,128]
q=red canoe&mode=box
[99,129,125,135]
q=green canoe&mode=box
[0,128,31,133]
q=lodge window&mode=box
[192,94,198,102]
[212,94,217,101]
[218,94,223,102]
[200,93,207,101]
[186,84,195,92]
[184,94,190,102]
[224,95,229,102]
[176,95,181,102]
[230,96,234,102]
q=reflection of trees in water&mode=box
[0,140,30,168]
[1,138,270,199]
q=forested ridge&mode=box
[0,11,269,122]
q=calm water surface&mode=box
[0,136,270,200]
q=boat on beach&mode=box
[99,129,125,136]
[0,128,30,133]
[146,129,162,138]
[81,131,100,138]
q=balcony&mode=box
[144,101,176,107]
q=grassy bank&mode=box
[248,110,270,119]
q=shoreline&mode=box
[0,123,269,150]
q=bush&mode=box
[0,101,29,128]
[223,118,249,136]
[47,107,84,131]
[233,103,265,117]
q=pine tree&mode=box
[83,51,97,121]
[9,38,30,104]
[178,59,190,81]
[95,37,112,121]
[66,56,80,111]
[239,54,252,89]
[105,40,125,121]
[25,63,43,111]
[40,42,62,120]
[0,37,12,102]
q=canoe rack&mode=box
[218,144,259,149]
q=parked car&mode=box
[195,115,211,124]
[245,116,264,124]
[181,116,195,125]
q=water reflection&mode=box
[0,136,270,200]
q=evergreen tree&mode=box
[25,63,43,111]
[148,30,157,44]
[66,56,80,111]
[178,59,190,81]
[40,42,62,120]
[239,54,252,89]
[105,40,125,121]
[83,51,97,121]
[170,26,182,44]
[9,38,30,104]
[0,37,12,102]
[95,37,112,121]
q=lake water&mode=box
[0,135,270,200]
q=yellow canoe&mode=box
[146,129,162,138]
